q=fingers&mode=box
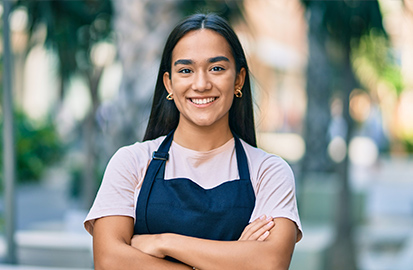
[241,215,273,241]
[239,215,275,241]
[257,230,270,241]
[252,216,274,241]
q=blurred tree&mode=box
[19,0,112,100]
[300,1,386,269]
[16,0,113,208]
[0,112,62,190]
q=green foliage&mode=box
[404,140,413,153]
[301,0,385,43]
[69,162,104,199]
[352,30,404,95]
[0,111,63,190]
[15,0,113,96]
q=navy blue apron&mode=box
[134,131,255,241]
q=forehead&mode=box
[172,29,234,62]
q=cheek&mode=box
[222,72,237,88]
[170,78,188,93]
[222,80,237,95]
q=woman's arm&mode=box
[132,217,298,270]
[93,216,193,270]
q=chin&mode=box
[189,118,217,127]
[193,121,214,127]
[182,114,228,129]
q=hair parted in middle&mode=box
[144,13,256,147]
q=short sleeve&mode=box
[83,147,144,236]
[250,156,303,242]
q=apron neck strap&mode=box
[152,130,174,161]
[232,132,250,180]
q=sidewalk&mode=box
[0,265,91,270]
[0,168,93,268]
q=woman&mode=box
[85,13,302,270]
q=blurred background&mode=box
[1,0,412,269]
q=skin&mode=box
[131,217,297,270]
[163,29,246,151]
[93,216,193,270]
[93,29,299,270]
[93,215,276,270]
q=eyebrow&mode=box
[174,59,193,66]
[208,56,230,63]
[173,56,230,66]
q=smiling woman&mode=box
[162,29,245,147]
[84,13,302,270]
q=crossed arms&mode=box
[93,215,298,270]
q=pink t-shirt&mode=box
[84,136,302,240]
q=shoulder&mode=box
[104,136,166,178]
[240,139,293,177]
[240,139,295,195]
[241,140,302,239]
[113,136,166,163]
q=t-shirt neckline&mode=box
[171,137,235,159]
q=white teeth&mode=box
[191,97,216,105]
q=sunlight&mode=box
[257,132,305,163]
[349,136,379,167]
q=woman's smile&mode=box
[189,97,218,106]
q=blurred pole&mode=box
[2,0,17,264]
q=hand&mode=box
[131,234,166,258]
[238,215,274,241]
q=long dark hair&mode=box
[143,13,256,147]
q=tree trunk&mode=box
[301,3,333,175]
[302,3,358,268]
[327,41,358,270]
[106,0,181,154]
[82,67,104,208]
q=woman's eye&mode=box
[211,66,225,72]
[178,68,192,74]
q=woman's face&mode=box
[163,29,245,131]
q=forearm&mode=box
[94,240,192,270]
[162,234,281,270]
[160,218,297,270]
[93,216,192,270]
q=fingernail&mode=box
[266,216,272,221]
[267,221,274,227]
[260,215,266,220]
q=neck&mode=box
[173,123,233,151]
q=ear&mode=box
[163,72,173,95]
[234,67,246,92]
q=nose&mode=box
[192,71,212,92]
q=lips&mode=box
[189,97,217,105]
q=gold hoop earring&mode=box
[235,88,243,98]
[166,93,173,100]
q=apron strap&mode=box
[233,133,250,180]
[135,130,174,234]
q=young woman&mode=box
[84,13,302,270]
